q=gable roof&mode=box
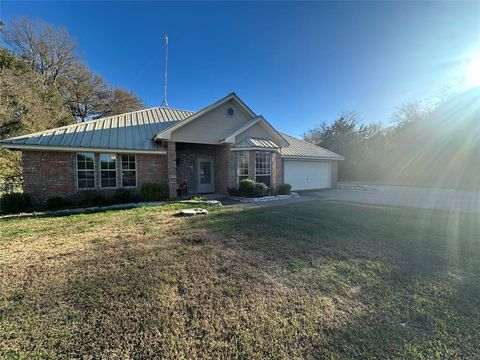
[280,133,344,160]
[221,116,289,146]
[0,92,343,160]
[234,137,279,150]
[153,92,257,141]
[0,107,193,153]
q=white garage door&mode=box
[284,160,330,190]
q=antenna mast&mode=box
[161,35,169,107]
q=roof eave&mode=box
[282,155,345,161]
[0,142,167,155]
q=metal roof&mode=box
[0,107,194,152]
[0,94,343,160]
[280,133,344,160]
[235,137,279,149]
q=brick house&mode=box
[0,93,343,205]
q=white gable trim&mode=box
[154,92,256,141]
[221,116,289,147]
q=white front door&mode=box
[198,159,214,193]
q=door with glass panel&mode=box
[197,159,214,193]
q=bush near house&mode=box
[114,188,141,204]
[46,196,72,211]
[0,192,31,214]
[81,191,106,207]
[276,183,292,195]
[229,179,268,198]
[140,182,168,201]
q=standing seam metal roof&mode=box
[280,132,344,159]
[0,104,343,159]
[1,107,194,151]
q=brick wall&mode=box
[22,151,76,205]
[22,150,169,205]
[272,151,283,189]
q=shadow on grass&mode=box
[1,201,479,358]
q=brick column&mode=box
[272,151,283,190]
[167,141,177,199]
[248,150,256,181]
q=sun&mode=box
[463,53,480,89]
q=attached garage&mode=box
[284,160,331,190]
[280,133,344,190]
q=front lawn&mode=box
[1,202,479,359]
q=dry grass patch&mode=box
[1,202,479,359]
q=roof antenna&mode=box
[161,34,169,108]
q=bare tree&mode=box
[3,17,79,85]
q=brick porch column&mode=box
[248,150,256,181]
[167,141,177,199]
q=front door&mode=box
[198,159,214,193]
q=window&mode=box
[77,152,95,189]
[238,151,249,183]
[121,154,136,187]
[255,151,271,186]
[100,153,117,187]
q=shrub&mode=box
[81,191,106,207]
[47,196,71,210]
[277,183,292,195]
[114,188,134,203]
[236,179,268,198]
[140,182,167,201]
[0,192,31,214]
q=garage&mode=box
[284,160,330,190]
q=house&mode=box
[0,93,344,204]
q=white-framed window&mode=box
[121,154,137,187]
[100,153,117,188]
[76,152,95,189]
[238,151,249,183]
[255,151,271,186]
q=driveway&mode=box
[303,184,480,214]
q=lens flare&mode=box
[463,53,480,88]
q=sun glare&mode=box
[463,53,480,88]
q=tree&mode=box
[59,64,111,122]
[0,48,74,182]
[105,88,144,117]
[3,17,79,86]
[303,112,386,181]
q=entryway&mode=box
[197,159,214,193]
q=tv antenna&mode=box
[161,35,169,108]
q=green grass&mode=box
[1,201,479,359]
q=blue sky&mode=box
[2,1,479,136]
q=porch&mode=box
[166,141,283,199]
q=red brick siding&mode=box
[167,141,177,199]
[137,154,168,186]
[272,151,283,190]
[22,151,76,205]
[22,151,169,205]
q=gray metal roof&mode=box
[280,133,344,160]
[235,137,279,149]
[0,98,342,160]
[0,107,194,152]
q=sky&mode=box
[1,1,479,136]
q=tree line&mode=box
[0,18,145,182]
[303,88,480,189]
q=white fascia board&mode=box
[0,143,167,155]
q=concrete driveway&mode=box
[303,184,480,214]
